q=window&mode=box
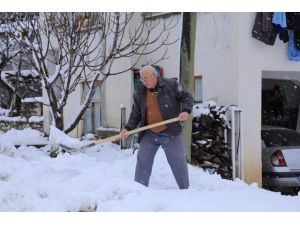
[82,82,102,134]
[142,12,181,20]
[194,75,203,103]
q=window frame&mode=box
[194,75,203,103]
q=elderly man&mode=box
[120,65,194,189]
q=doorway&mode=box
[83,83,102,134]
[262,71,300,130]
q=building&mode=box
[42,12,300,187]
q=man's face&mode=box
[140,70,157,89]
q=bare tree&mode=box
[10,12,177,133]
[0,13,34,115]
[0,20,21,73]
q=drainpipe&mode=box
[239,109,244,180]
[230,107,243,180]
[120,104,126,149]
[231,109,236,180]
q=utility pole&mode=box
[180,12,197,163]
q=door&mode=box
[83,83,101,134]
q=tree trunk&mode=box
[54,109,64,131]
[180,12,197,163]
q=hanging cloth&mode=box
[252,13,277,45]
[288,31,300,61]
[272,12,287,28]
[272,12,289,43]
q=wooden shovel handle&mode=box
[94,117,180,145]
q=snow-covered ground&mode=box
[0,128,300,212]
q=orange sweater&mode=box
[146,89,167,133]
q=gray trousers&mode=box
[135,130,189,189]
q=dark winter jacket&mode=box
[252,12,277,45]
[125,77,194,138]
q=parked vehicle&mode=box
[261,125,300,195]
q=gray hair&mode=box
[140,65,157,76]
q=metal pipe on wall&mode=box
[120,105,126,149]
[230,107,243,181]
[231,109,236,180]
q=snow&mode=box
[49,125,86,149]
[0,116,26,122]
[1,69,39,78]
[0,128,300,212]
[193,102,212,117]
[0,115,43,123]
[97,127,120,132]
[21,97,43,103]
[0,107,10,116]
[28,116,43,123]
[0,128,48,148]
[46,64,60,84]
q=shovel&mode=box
[60,117,180,151]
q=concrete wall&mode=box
[0,119,43,133]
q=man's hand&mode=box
[119,129,129,139]
[178,112,189,121]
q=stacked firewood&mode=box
[191,103,232,180]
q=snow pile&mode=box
[49,125,85,149]
[28,116,43,123]
[0,136,300,211]
[192,101,217,117]
[0,107,10,116]
[0,128,48,147]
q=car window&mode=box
[261,129,300,147]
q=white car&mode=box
[261,125,300,195]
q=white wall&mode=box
[43,12,300,186]
[194,13,239,105]
[194,12,300,186]
[103,13,183,129]
[131,13,183,79]
[103,68,133,128]
[64,84,83,137]
[236,12,300,185]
